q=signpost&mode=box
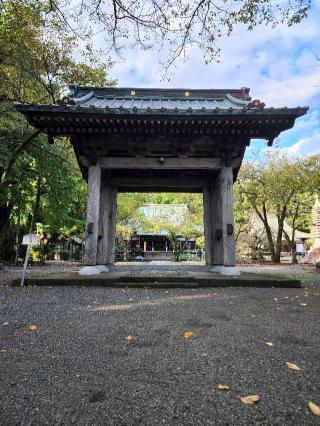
[21,234,39,287]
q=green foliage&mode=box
[0,0,115,260]
[237,149,320,262]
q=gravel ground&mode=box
[1,279,320,425]
[0,262,81,286]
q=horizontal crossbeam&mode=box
[80,156,242,170]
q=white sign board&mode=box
[22,233,39,246]
[296,243,305,254]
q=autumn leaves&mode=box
[215,360,319,411]
[217,384,260,405]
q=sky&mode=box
[100,2,320,158]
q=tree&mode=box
[29,0,310,70]
[0,0,116,260]
[237,150,320,263]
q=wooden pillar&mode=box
[203,187,213,265]
[84,164,101,265]
[97,182,110,265]
[97,184,117,265]
[106,187,117,265]
[211,167,236,266]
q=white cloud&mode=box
[107,4,320,109]
[285,134,320,156]
[95,2,320,154]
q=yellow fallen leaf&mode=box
[308,401,320,416]
[201,353,208,357]
[265,342,273,346]
[28,324,37,332]
[218,384,230,390]
[285,362,300,371]
[240,395,260,404]
[274,298,278,302]
[125,335,133,342]
[300,303,307,306]
[0,348,7,353]
[183,331,194,339]
[3,321,9,326]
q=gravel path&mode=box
[0,262,81,286]
[1,281,320,425]
[1,261,318,287]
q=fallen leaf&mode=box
[285,362,300,371]
[183,331,194,339]
[300,303,307,306]
[201,353,208,357]
[218,384,230,390]
[0,348,7,353]
[240,395,260,404]
[274,298,278,302]
[308,401,320,416]
[265,342,273,346]
[28,324,37,332]
[125,335,134,342]
[3,321,9,326]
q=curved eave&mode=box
[15,104,308,148]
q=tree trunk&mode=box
[0,203,15,261]
[29,176,41,233]
[291,247,298,264]
[262,203,277,263]
[1,130,41,187]
[275,205,289,264]
[15,202,21,265]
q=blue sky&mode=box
[100,1,320,157]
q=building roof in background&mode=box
[140,203,188,225]
[252,214,311,240]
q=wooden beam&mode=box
[117,186,203,193]
[110,176,208,188]
[80,156,242,170]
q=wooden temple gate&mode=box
[17,87,307,274]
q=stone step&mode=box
[114,281,198,288]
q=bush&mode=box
[59,250,70,261]
[72,246,82,261]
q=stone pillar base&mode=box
[79,265,109,276]
[211,266,241,276]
